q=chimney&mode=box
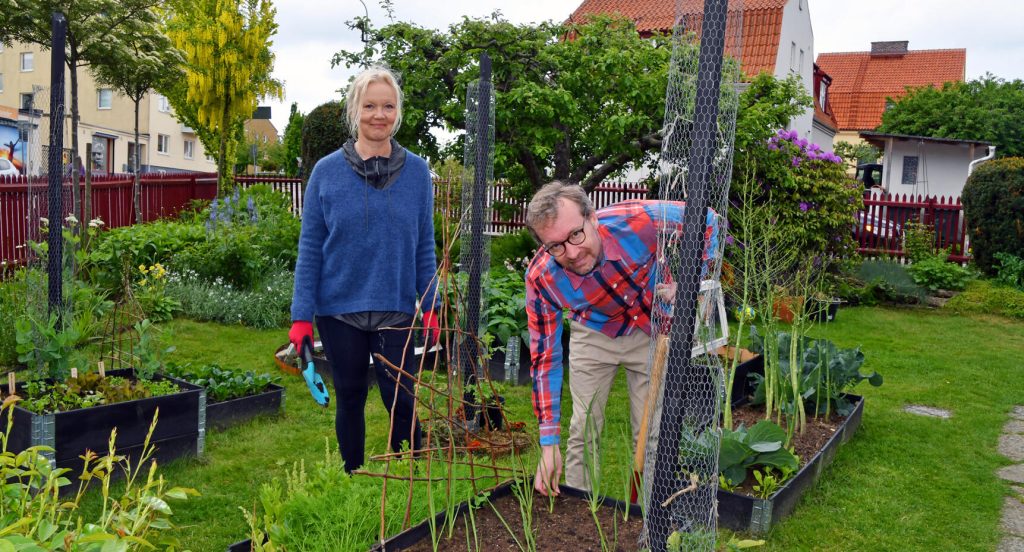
[871,41,909,56]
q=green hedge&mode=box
[962,157,1024,274]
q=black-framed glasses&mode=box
[545,224,587,257]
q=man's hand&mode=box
[422,310,441,348]
[534,444,563,496]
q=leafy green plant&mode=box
[483,267,529,353]
[0,404,197,550]
[15,313,87,381]
[748,327,883,418]
[18,375,181,414]
[902,221,936,263]
[163,363,278,403]
[300,100,349,181]
[135,262,180,322]
[994,252,1024,290]
[84,219,207,293]
[908,253,973,292]
[133,319,176,380]
[718,420,799,487]
[752,469,782,499]
[854,259,928,304]
[165,267,294,329]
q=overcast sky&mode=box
[264,0,1024,135]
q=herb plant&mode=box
[907,251,974,292]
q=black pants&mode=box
[316,315,422,473]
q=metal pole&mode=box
[47,12,67,325]
[461,52,492,383]
[648,0,728,549]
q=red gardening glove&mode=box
[289,321,313,353]
[422,311,440,348]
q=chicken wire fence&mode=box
[641,0,743,550]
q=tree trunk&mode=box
[134,100,142,224]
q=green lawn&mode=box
[76,307,1024,551]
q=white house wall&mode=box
[886,141,981,198]
[774,0,815,142]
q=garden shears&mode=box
[300,336,330,407]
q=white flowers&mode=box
[88,217,105,228]
[39,217,49,226]
[65,214,78,224]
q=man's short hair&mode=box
[525,181,595,242]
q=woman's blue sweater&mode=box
[290,148,439,321]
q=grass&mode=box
[70,306,1024,551]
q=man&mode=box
[524,181,718,496]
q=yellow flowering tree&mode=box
[165,0,283,188]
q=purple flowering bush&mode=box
[732,128,863,269]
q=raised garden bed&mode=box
[6,369,204,471]
[718,355,866,534]
[205,383,285,431]
[227,482,643,552]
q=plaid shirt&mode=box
[525,200,719,445]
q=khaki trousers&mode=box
[564,320,650,491]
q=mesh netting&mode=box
[641,1,743,550]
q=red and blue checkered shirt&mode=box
[525,200,719,445]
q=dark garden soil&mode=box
[729,402,843,494]
[404,491,643,552]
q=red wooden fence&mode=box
[858,191,969,262]
[1,174,971,269]
[0,172,217,267]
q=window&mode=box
[157,95,171,113]
[818,83,828,110]
[799,49,805,74]
[799,0,804,10]
[790,42,797,72]
[20,52,33,72]
[20,93,34,111]
[157,134,169,154]
[183,139,194,159]
[901,156,919,185]
[127,142,144,171]
[97,88,113,109]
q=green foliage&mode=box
[490,229,537,270]
[853,259,928,304]
[749,327,883,417]
[0,270,30,366]
[994,252,1024,290]
[16,314,87,381]
[733,73,813,155]
[902,222,935,263]
[961,156,1024,274]
[945,278,1024,320]
[165,267,293,329]
[85,220,207,292]
[18,375,181,414]
[484,268,529,352]
[719,420,799,487]
[879,74,1024,158]
[133,319,176,380]
[242,445,502,551]
[0,404,197,549]
[163,363,278,403]
[833,140,880,165]
[300,100,349,180]
[752,469,783,500]
[282,102,305,177]
[907,254,974,292]
[335,14,672,193]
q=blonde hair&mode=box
[345,66,404,138]
[525,181,595,241]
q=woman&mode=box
[289,66,440,473]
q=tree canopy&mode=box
[334,14,672,194]
[878,74,1024,158]
[166,0,283,186]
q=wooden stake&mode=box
[8,372,15,395]
[71,367,78,379]
[98,361,105,377]
[635,334,671,469]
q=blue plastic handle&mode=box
[300,336,330,407]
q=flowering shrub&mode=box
[135,263,180,322]
[731,129,863,273]
[165,267,293,329]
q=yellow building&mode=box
[0,41,216,175]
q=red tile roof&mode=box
[568,0,789,78]
[815,48,966,131]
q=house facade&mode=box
[569,0,818,142]
[815,41,966,147]
[859,131,992,198]
[0,41,215,176]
